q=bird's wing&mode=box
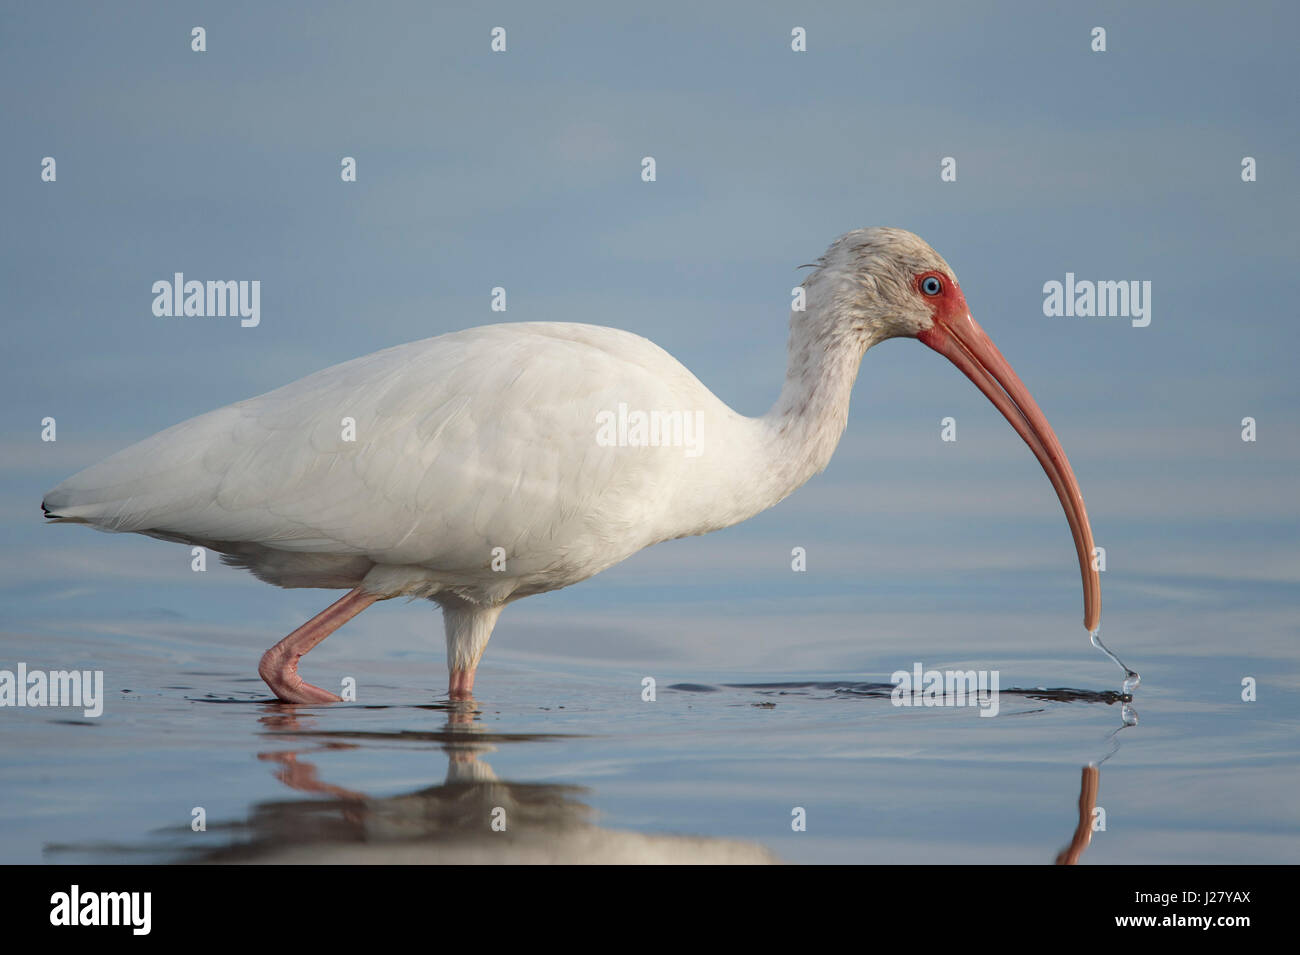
[43,323,726,575]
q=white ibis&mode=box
[43,228,1104,702]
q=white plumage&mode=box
[44,229,1102,702]
[46,323,784,597]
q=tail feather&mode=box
[41,496,90,524]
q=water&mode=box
[1090,629,1142,693]
[1,572,1295,864]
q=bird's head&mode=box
[803,226,967,342]
[804,227,1101,632]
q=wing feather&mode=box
[43,323,727,577]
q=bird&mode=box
[42,228,1101,703]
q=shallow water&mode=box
[2,572,1295,864]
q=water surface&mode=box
[2,574,1294,864]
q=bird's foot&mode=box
[259,648,342,704]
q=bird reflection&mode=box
[1054,700,1138,865]
[42,683,1135,864]
[191,699,777,864]
[1054,765,1101,865]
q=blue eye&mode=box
[921,276,943,296]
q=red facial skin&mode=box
[912,270,1101,633]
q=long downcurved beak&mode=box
[919,312,1101,632]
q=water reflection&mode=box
[193,701,777,864]
[721,680,1137,865]
[43,682,1137,864]
[1055,765,1101,865]
[1055,700,1138,865]
[236,687,1134,865]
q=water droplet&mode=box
[1090,628,1140,693]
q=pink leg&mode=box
[449,667,476,701]
[259,587,379,704]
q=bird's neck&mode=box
[664,295,880,540]
[679,307,872,536]
[755,313,870,504]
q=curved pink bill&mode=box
[919,312,1101,632]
